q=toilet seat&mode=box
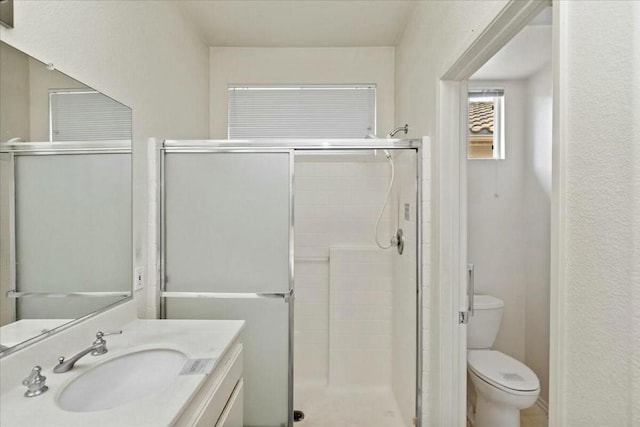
[468,350,539,394]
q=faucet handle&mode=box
[91,330,122,356]
[95,330,123,340]
[22,366,49,397]
[93,330,122,344]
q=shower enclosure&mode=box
[156,139,422,427]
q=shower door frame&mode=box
[156,138,423,427]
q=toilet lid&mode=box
[468,350,540,392]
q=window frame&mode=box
[467,88,505,160]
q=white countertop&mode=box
[0,319,244,427]
[0,319,74,349]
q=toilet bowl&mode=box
[467,295,540,427]
[468,350,539,427]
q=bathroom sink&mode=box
[57,349,187,412]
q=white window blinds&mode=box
[228,85,376,139]
[49,90,132,141]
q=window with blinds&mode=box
[49,90,132,142]
[228,84,376,139]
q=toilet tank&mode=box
[467,295,504,349]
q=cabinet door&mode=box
[217,379,244,427]
[163,151,292,427]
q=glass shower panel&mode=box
[167,298,289,426]
[163,152,292,427]
[164,153,290,294]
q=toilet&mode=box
[467,295,540,427]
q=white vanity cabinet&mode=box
[0,316,245,427]
[173,337,244,427]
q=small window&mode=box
[468,89,505,159]
[228,84,376,139]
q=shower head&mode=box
[387,124,409,138]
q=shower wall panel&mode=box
[294,160,392,386]
[329,247,393,386]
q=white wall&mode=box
[524,63,552,405]
[467,70,552,406]
[553,2,640,425]
[0,0,210,318]
[467,70,552,408]
[209,47,395,138]
[467,79,527,362]
[0,43,30,142]
[394,1,509,423]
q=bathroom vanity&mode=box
[0,303,244,427]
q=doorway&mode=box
[436,1,556,426]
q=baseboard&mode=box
[535,397,549,414]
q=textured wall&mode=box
[557,2,640,425]
[0,1,210,317]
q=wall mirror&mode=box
[0,41,132,355]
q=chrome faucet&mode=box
[53,330,122,373]
[22,366,48,397]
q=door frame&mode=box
[435,0,557,425]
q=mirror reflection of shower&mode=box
[374,125,409,254]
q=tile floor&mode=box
[466,404,548,427]
[520,404,549,427]
[294,385,407,427]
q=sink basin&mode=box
[57,349,187,412]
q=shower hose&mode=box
[375,150,395,250]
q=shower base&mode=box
[294,385,407,427]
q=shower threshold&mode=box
[294,385,408,427]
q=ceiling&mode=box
[176,1,418,47]
[471,8,552,80]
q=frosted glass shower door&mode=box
[163,151,292,427]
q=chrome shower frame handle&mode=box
[460,264,475,324]
[467,264,475,317]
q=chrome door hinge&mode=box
[459,311,470,324]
